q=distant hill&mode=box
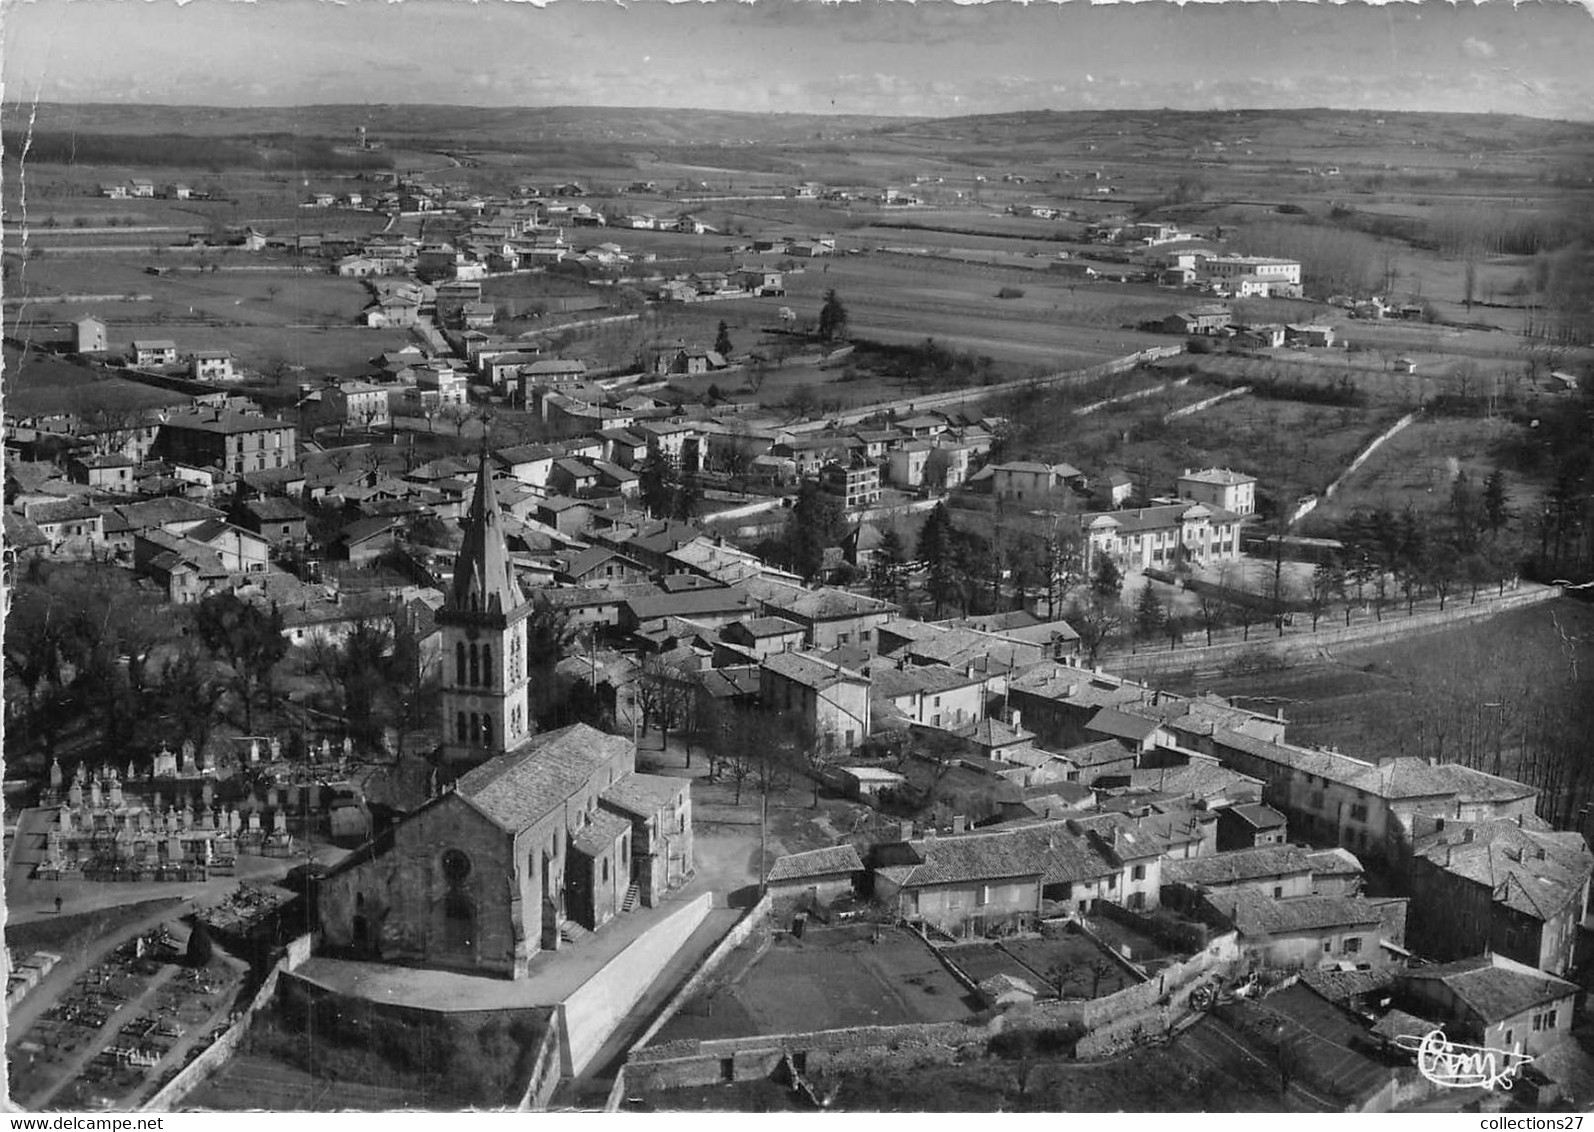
[5,103,1589,179]
[0,102,909,148]
[864,107,1594,165]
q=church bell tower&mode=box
[437,450,533,767]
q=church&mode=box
[317,455,694,978]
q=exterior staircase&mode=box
[621,883,640,913]
[558,919,589,944]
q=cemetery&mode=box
[30,734,372,885]
[8,923,247,1111]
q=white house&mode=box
[190,350,236,382]
[1176,468,1256,516]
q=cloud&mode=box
[1463,37,1497,60]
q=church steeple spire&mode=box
[437,444,534,767]
[448,448,524,616]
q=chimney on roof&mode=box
[1436,818,1446,832]
[952,815,966,834]
[1536,848,1547,861]
[1516,813,1524,828]
[1463,828,1475,843]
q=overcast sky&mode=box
[4,0,1594,121]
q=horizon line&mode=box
[5,101,1591,127]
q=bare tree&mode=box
[1195,589,1229,646]
[1067,594,1123,667]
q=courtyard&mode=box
[942,929,1141,1001]
[652,923,981,1044]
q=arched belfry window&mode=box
[469,643,480,687]
[481,644,493,686]
[455,642,466,685]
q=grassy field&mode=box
[182,1053,438,1111]
[1303,414,1540,527]
[1166,598,1594,763]
[773,254,1169,368]
[1026,383,1400,507]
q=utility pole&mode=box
[759,790,768,898]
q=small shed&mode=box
[766,844,864,916]
[978,972,1041,1009]
[838,766,907,800]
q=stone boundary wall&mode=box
[515,1024,564,1112]
[798,345,1186,431]
[3,293,156,306]
[558,891,714,1076]
[1103,584,1558,679]
[1320,411,1421,506]
[1286,410,1422,527]
[140,933,313,1112]
[1164,384,1252,423]
[521,312,641,338]
[1074,375,1192,417]
[627,923,1241,1095]
[603,1066,629,1112]
[1003,928,1239,1039]
[628,1017,984,1092]
[631,892,772,1053]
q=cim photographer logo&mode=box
[1393,1029,1534,1091]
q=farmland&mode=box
[1300,414,1541,528]
[1163,598,1594,771]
